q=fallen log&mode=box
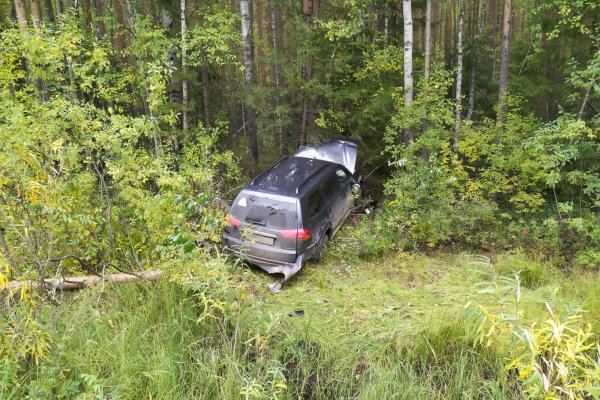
[5,270,163,291]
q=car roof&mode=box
[247,156,337,197]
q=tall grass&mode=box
[7,277,521,399]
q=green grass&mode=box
[7,246,599,399]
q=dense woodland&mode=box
[0,0,599,398]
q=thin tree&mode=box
[14,0,28,34]
[421,0,432,160]
[44,0,55,22]
[53,0,62,21]
[454,0,464,139]
[180,0,188,141]
[467,0,485,120]
[403,0,413,145]
[299,0,317,146]
[424,0,431,86]
[578,76,596,120]
[241,0,259,164]
[29,0,43,27]
[497,0,511,126]
[95,0,106,39]
[489,0,498,79]
[270,1,287,155]
[81,0,93,28]
[444,2,452,71]
[113,0,127,56]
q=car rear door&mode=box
[332,167,354,230]
[303,189,329,249]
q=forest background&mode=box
[0,0,599,398]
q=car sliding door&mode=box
[333,167,354,225]
[318,172,343,229]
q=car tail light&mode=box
[281,228,312,240]
[224,214,242,228]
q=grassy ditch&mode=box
[4,250,599,399]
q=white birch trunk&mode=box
[240,0,259,163]
[180,0,188,138]
[403,0,413,108]
[454,0,464,134]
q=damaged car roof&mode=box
[293,138,358,174]
[249,157,333,196]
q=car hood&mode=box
[293,139,358,174]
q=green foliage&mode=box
[376,64,599,265]
[465,265,600,399]
[0,20,238,394]
[188,6,241,68]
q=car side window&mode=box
[307,190,324,219]
[319,173,336,199]
[335,168,351,190]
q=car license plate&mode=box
[252,232,274,246]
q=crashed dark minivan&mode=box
[223,139,360,288]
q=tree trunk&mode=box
[299,0,316,147]
[30,0,43,26]
[201,60,211,128]
[384,7,389,48]
[95,0,106,38]
[53,0,62,20]
[270,1,287,155]
[454,0,464,138]
[497,0,511,126]
[489,0,498,80]
[424,0,431,86]
[444,2,452,71]
[421,0,432,161]
[255,0,267,85]
[6,270,163,291]
[81,0,93,28]
[113,0,127,56]
[14,0,28,34]
[432,0,439,53]
[241,0,259,164]
[467,0,485,120]
[577,79,594,120]
[44,0,55,22]
[403,0,413,145]
[181,0,188,141]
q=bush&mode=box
[381,67,599,265]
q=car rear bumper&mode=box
[222,234,300,276]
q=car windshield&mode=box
[230,193,298,229]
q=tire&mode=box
[312,233,329,263]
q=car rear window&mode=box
[230,193,298,229]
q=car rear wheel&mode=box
[312,233,329,263]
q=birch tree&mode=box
[181,0,188,140]
[497,0,512,125]
[403,0,413,146]
[454,0,464,137]
[403,0,413,108]
[14,0,28,34]
[240,0,259,164]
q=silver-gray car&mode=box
[223,139,360,287]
